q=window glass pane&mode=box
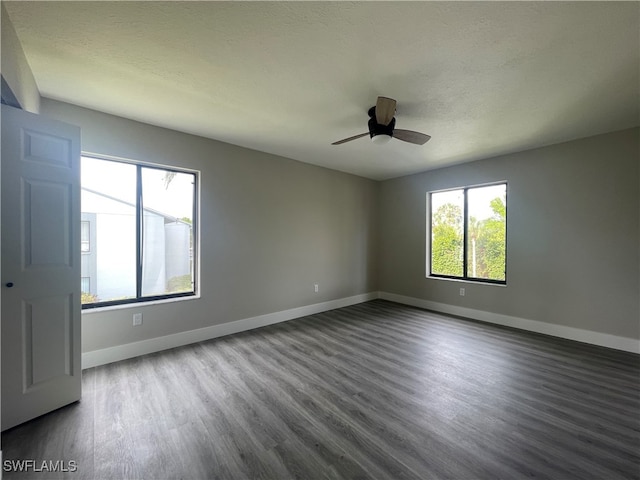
[430,189,464,277]
[466,184,506,281]
[81,157,137,303]
[140,167,195,297]
[81,221,90,252]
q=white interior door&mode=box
[1,104,81,431]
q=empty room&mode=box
[1,2,638,479]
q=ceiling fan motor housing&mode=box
[368,116,395,139]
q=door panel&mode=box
[24,294,73,389]
[23,129,73,168]
[24,180,72,267]
[1,104,81,431]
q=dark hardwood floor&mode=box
[3,300,639,479]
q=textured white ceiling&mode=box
[4,1,639,180]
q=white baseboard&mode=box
[82,292,378,369]
[82,291,638,368]
[379,292,640,354]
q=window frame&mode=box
[427,182,507,285]
[81,154,199,310]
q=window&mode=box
[80,221,90,252]
[81,156,198,308]
[428,183,506,283]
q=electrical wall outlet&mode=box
[314,283,319,293]
[459,288,465,296]
[133,313,143,326]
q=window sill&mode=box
[81,293,200,314]
[427,276,507,287]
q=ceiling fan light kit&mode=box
[332,96,431,146]
[368,113,395,144]
[371,134,392,145]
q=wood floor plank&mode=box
[2,300,639,479]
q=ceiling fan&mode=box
[332,96,431,146]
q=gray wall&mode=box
[40,98,379,353]
[34,98,640,349]
[379,128,639,339]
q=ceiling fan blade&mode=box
[331,132,369,145]
[393,129,431,145]
[375,97,396,126]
